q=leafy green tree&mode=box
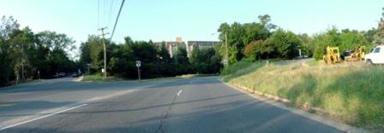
[108,39,134,78]
[374,8,384,44]
[0,36,12,85]
[173,47,190,74]
[258,14,277,31]
[363,28,377,44]
[80,36,104,71]
[0,16,77,85]
[243,40,276,60]
[265,29,302,59]
[8,27,35,81]
[298,34,313,57]
[156,42,173,76]
[0,16,19,39]
[242,22,270,45]
[339,29,369,51]
[217,14,275,64]
[0,16,24,84]
[312,28,340,60]
[312,28,371,60]
[190,47,222,74]
[35,31,76,78]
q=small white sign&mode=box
[101,68,105,73]
[136,60,141,67]
[223,59,228,65]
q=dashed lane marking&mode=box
[177,89,183,96]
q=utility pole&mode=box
[37,70,40,80]
[98,27,109,79]
[225,32,229,66]
[21,43,25,81]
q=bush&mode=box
[190,48,222,74]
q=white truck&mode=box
[365,45,384,64]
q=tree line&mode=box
[79,36,222,79]
[0,16,78,86]
[2,9,384,86]
[0,16,223,86]
[217,14,381,64]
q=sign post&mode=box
[136,60,141,81]
[37,70,40,80]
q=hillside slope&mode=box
[222,59,384,130]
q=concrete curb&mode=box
[221,80,369,133]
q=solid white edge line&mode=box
[0,104,87,131]
[0,79,178,131]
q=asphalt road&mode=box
[0,76,343,133]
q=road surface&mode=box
[0,77,342,133]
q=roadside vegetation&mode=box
[218,8,384,130]
[222,60,384,129]
[79,36,222,80]
[0,16,78,86]
[0,16,222,87]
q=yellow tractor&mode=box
[323,46,341,64]
[344,46,365,62]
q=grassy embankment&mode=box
[221,59,384,130]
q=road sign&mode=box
[136,60,141,81]
[136,60,141,68]
[223,59,228,65]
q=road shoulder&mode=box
[221,80,368,133]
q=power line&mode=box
[108,0,115,25]
[109,0,125,41]
[95,0,125,79]
[97,0,100,28]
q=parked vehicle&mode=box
[364,45,384,64]
[54,72,66,78]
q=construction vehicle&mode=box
[323,46,341,64]
[344,46,365,62]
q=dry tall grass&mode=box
[223,59,384,129]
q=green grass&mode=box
[223,60,384,130]
[221,58,266,82]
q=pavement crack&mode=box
[156,89,180,133]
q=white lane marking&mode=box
[0,104,87,131]
[0,86,146,131]
[177,89,183,96]
[85,89,137,102]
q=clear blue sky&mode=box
[0,0,383,44]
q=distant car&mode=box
[54,72,66,78]
[72,73,81,77]
[365,45,384,64]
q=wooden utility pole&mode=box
[98,27,109,79]
[225,32,229,66]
